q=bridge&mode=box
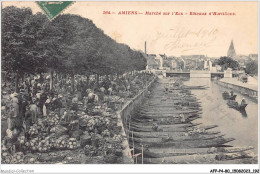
[152,70,245,78]
[166,71,224,78]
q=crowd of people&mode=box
[2,71,154,133]
[1,71,155,163]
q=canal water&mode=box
[183,78,258,154]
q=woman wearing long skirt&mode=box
[43,103,47,117]
[43,98,51,117]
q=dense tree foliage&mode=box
[215,56,240,70]
[245,59,258,75]
[2,6,147,91]
[2,7,50,91]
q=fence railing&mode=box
[117,76,157,164]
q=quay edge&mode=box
[117,76,158,164]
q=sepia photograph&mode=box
[0,1,259,173]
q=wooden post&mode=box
[50,69,54,91]
[142,145,144,164]
[126,115,127,128]
[128,122,130,141]
[12,145,16,155]
[132,131,134,159]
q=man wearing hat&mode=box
[43,96,52,117]
[71,94,78,111]
[5,93,23,135]
[39,90,47,115]
[10,93,19,118]
[29,98,39,124]
[20,94,29,120]
[52,93,63,113]
[18,90,24,114]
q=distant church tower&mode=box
[227,40,236,58]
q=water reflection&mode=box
[240,110,248,118]
[181,77,258,154]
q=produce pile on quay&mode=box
[1,71,155,164]
[128,77,257,164]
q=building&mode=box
[181,55,206,60]
[146,54,171,70]
[204,59,213,70]
[146,54,160,70]
[155,54,164,69]
[249,54,258,61]
[235,55,248,68]
[159,54,167,59]
[227,40,236,58]
[180,55,206,70]
[165,57,184,70]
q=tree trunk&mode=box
[110,74,114,81]
[71,73,75,93]
[86,75,90,87]
[39,73,43,83]
[55,73,58,84]
[50,69,54,91]
[15,72,19,93]
[96,74,100,86]
[21,73,25,82]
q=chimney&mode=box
[145,41,147,55]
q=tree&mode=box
[245,59,258,75]
[2,6,48,92]
[130,50,147,71]
[215,56,240,70]
[2,7,148,93]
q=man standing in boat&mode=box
[230,91,234,97]
[241,98,247,106]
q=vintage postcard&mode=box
[1,1,259,173]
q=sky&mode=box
[2,1,258,57]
